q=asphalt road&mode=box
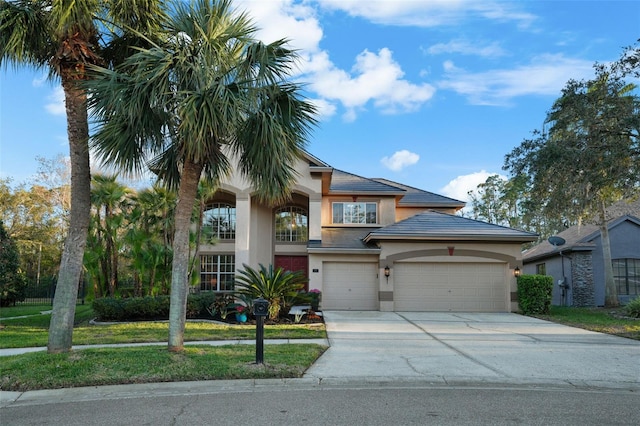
[2,382,639,426]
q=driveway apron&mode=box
[304,311,640,389]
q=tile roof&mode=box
[372,178,465,208]
[308,227,380,252]
[329,169,406,195]
[364,210,538,243]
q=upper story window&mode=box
[275,206,308,242]
[613,258,640,296]
[202,202,236,240]
[332,202,377,224]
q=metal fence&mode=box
[18,278,86,306]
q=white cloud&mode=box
[237,1,436,121]
[381,150,420,172]
[309,97,337,120]
[236,0,323,52]
[32,74,48,87]
[442,60,462,73]
[438,53,595,105]
[314,0,536,28]
[440,170,505,202]
[308,48,436,119]
[45,86,66,116]
[425,39,506,58]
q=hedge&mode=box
[517,274,553,315]
[92,292,219,321]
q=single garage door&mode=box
[322,262,378,310]
[394,262,507,312]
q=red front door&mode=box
[274,255,308,291]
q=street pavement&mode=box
[1,311,639,408]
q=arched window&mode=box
[275,206,308,242]
[202,202,236,240]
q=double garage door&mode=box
[394,262,508,312]
[322,261,508,312]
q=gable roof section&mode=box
[302,149,332,170]
[523,214,640,262]
[329,169,406,195]
[364,210,538,243]
[372,178,465,208]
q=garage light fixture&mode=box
[384,266,390,282]
[514,267,521,278]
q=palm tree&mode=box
[89,174,130,297]
[0,0,166,353]
[88,0,317,351]
[125,185,176,296]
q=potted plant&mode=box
[235,305,248,323]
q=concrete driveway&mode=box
[304,311,640,390]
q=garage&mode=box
[322,262,378,310]
[394,262,508,312]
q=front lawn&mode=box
[0,304,328,392]
[0,344,326,392]
[532,306,640,340]
[0,305,326,349]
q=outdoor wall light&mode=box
[384,266,390,281]
[514,267,521,278]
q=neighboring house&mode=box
[197,151,537,312]
[522,199,640,306]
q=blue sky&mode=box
[1,0,638,203]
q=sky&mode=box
[1,0,638,204]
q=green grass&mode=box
[0,304,328,392]
[0,344,327,392]
[0,305,326,349]
[0,305,54,318]
[533,306,640,340]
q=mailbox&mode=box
[253,298,269,317]
[253,298,269,364]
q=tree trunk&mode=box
[47,77,91,353]
[105,205,117,297]
[599,199,619,307]
[168,158,204,351]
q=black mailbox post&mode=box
[253,298,269,364]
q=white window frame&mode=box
[332,202,377,224]
[199,254,235,292]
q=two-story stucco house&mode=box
[196,151,537,312]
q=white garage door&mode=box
[394,263,507,312]
[322,262,378,310]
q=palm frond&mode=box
[0,0,53,70]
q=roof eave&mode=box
[364,234,538,244]
[329,190,407,196]
[307,247,381,255]
[398,202,466,208]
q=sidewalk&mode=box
[0,338,329,357]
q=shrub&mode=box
[624,296,640,318]
[92,294,218,321]
[92,297,127,321]
[188,292,219,317]
[517,274,553,315]
[234,264,307,320]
